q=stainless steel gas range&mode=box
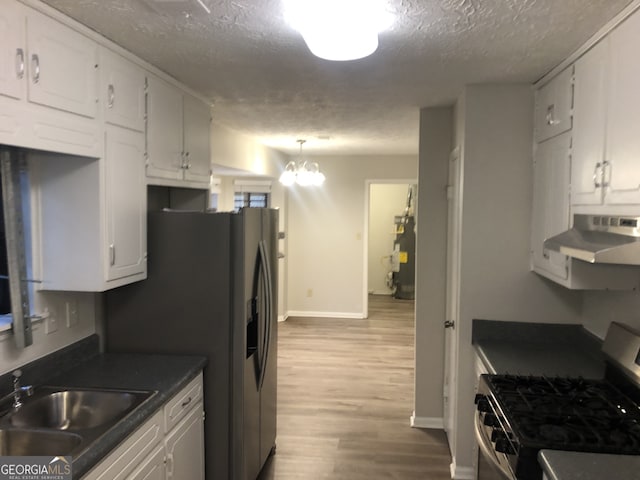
[474,322,640,480]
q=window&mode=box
[0,149,34,347]
[233,179,272,212]
[234,192,269,210]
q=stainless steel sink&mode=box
[0,386,155,461]
[0,428,82,456]
[9,387,151,430]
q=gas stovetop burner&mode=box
[474,323,640,480]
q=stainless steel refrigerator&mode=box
[105,208,278,480]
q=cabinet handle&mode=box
[602,160,610,188]
[15,48,25,79]
[543,251,550,260]
[593,162,603,188]
[545,104,559,126]
[181,396,193,408]
[184,152,190,170]
[31,54,40,84]
[107,84,115,108]
[109,244,115,266]
[166,453,174,476]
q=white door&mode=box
[146,75,184,181]
[182,94,211,185]
[165,404,205,480]
[26,9,98,118]
[443,147,461,452]
[0,1,26,100]
[105,125,146,281]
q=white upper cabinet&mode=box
[100,47,145,132]
[606,11,640,205]
[146,74,211,188]
[531,133,571,281]
[0,2,100,157]
[534,67,573,143]
[105,125,147,283]
[146,74,185,182]
[26,8,98,118]
[182,93,212,185]
[572,11,640,208]
[0,1,26,101]
[572,39,608,206]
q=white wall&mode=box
[450,85,584,475]
[581,291,640,339]
[368,184,411,295]
[211,122,287,178]
[413,107,453,428]
[286,155,417,318]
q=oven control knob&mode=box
[491,429,506,442]
[483,413,497,427]
[476,396,491,413]
[495,438,515,455]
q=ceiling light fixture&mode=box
[284,0,393,61]
[279,140,326,187]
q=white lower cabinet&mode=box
[128,446,166,480]
[165,403,205,480]
[82,374,204,480]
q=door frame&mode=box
[443,146,461,452]
[363,178,418,318]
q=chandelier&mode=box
[279,140,325,187]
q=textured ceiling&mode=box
[40,0,633,155]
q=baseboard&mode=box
[410,412,444,429]
[278,314,286,323]
[450,457,474,480]
[286,310,365,319]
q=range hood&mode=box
[544,214,640,265]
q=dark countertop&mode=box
[538,450,640,480]
[0,335,207,479]
[472,319,605,378]
[52,353,207,479]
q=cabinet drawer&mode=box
[164,373,203,433]
[82,409,163,480]
[535,67,573,142]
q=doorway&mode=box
[363,180,417,318]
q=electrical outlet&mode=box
[307,288,313,297]
[66,301,79,327]
[45,309,58,334]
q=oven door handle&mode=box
[474,414,516,480]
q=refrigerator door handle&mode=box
[246,298,258,358]
[257,239,273,391]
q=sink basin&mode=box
[0,428,82,456]
[8,387,153,431]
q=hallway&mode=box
[258,295,452,479]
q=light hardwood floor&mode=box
[258,295,452,479]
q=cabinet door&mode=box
[535,67,573,142]
[182,94,211,185]
[571,39,608,206]
[165,403,204,480]
[605,11,640,205]
[126,446,166,480]
[531,133,570,280]
[101,48,145,132]
[0,1,26,100]
[25,9,98,118]
[146,75,184,181]
[105,125,147,282]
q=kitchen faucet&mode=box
[0,369,34,411]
